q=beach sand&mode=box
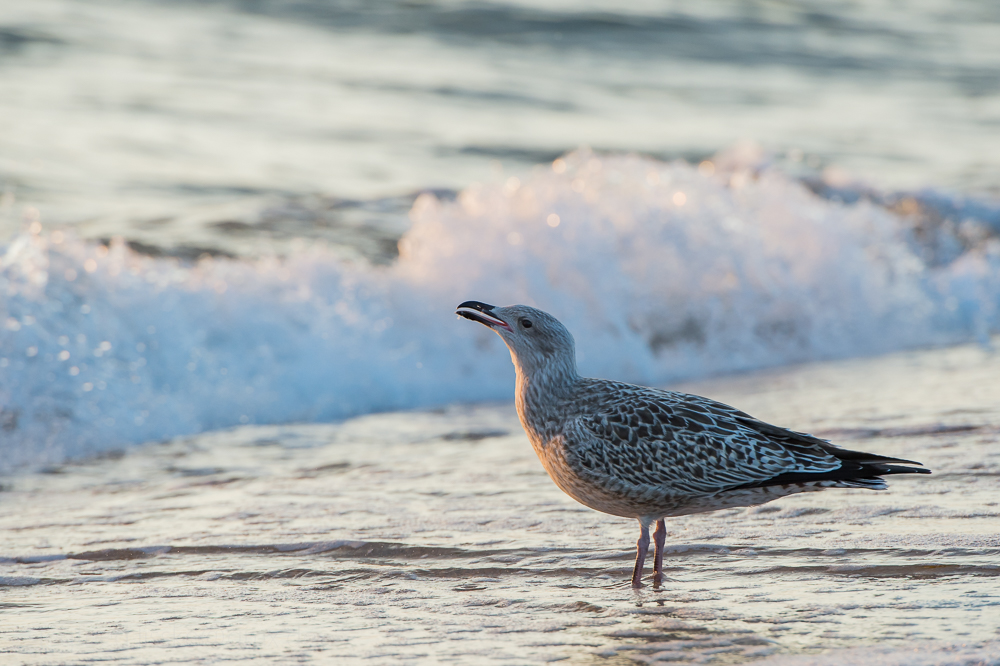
[2,340,999,665]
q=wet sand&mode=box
[2,341,1000,664]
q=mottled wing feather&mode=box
[562,379,842,496]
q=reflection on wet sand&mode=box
[2,341,1000,664]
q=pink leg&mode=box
[630,521,651,588]
[652,519,666,586]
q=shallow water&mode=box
[3,340,999,664]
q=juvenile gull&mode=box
[456,301,931,587]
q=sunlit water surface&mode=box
[1,0,999,257]
[2,340,999,664]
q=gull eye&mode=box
[520,318,533,329]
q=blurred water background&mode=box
[3,2,1000,664]
[2,0,999,252]
[2,0,1000,470]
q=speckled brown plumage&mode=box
[456,301,930,587]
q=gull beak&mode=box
[456,301,513,331]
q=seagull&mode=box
[456,301,930,588]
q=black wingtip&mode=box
[732,461,930,491]
[880,465,931,475]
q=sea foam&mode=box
[2,150,999,472]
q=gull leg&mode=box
[630,520,651,588]
[652,519,666,587]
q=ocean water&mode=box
[2,0,1000,249]
[2,148,1000,472]
[2,1,999,472]
[2,343,999,664]
[2,1,1000,663]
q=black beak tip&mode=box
[457,300,497,314]
[456,300,510,330]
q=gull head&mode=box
[456,301,578,382]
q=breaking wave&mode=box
[2,148,999,472]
